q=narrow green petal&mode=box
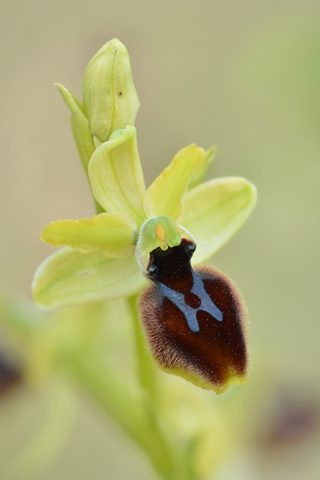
[179,177,257,264]
[55,83,95,173]
[88,126,146,225]
[32,248,147,309]
[40,212,138,257]
[188,146,217,189]
[144,144,204,220]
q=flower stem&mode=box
[127,295,196,480]
[128,294,158,401]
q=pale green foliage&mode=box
[33,247,147,309]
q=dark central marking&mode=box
[146,239,223,333]
[184,292,201,308]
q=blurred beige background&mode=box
[1,0,320,479]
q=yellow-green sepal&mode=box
[32,248,147,309]
[40,212,138,257]
[83,39,140,143]
[179,177,257,264]
[188,146,217,189]
[144,144,205,220]
[55,83,95,173]
[88,126,146,225]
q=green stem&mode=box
[128,295,157,401]
[128,294,182,478]
[128,295,196,480]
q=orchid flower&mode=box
[32,39,256,395]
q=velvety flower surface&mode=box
[32,39,257,394]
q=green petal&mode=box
[188,146,217,189]
[88,126,146,225]
[179,177,257,264]
[40,212,138,257]
[32,248,147,309]
[55,83,95,173]
[144,144,204,220]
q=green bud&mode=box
[83,39,140,143]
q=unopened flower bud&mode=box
[83,39,140,143]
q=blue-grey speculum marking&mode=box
[158,271,223,333]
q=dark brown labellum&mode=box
[139,239,248,393]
